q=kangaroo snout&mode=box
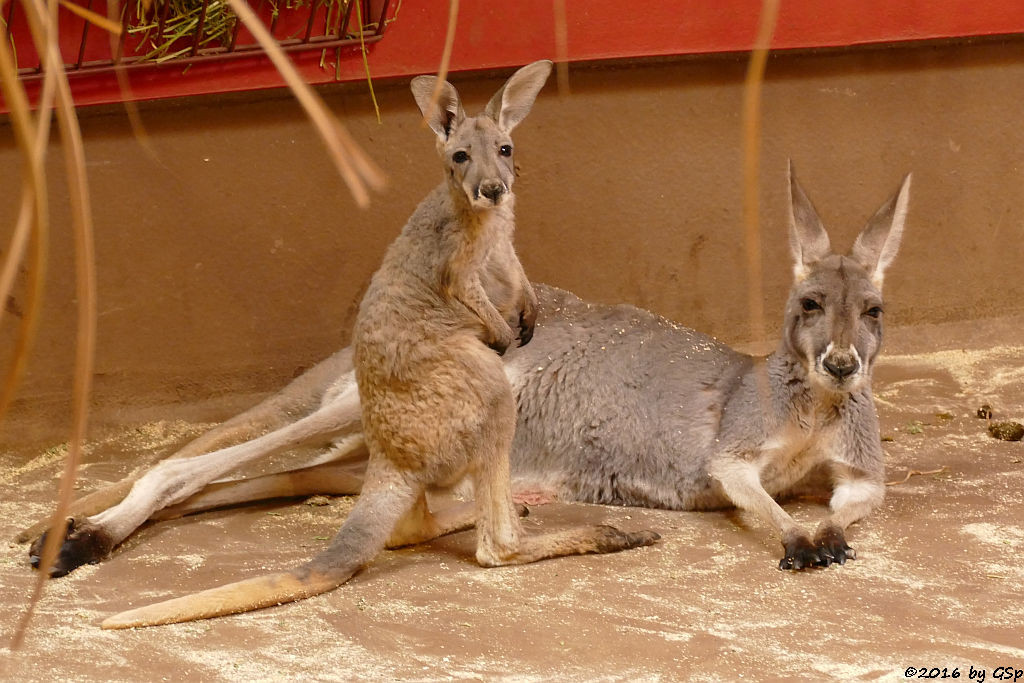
[478,180,507,205]
[822,355,859,379]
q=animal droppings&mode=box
[987,421,1024,441]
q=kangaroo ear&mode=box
[851,173,912,290]
[411,75,465,140]
[484,60,553,132]
[788,161,831,281]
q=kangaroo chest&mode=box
[755,420,837,495]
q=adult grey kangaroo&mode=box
[23,164,910,588]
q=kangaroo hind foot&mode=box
[29,517,116,577]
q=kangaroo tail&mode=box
[101,484,412,629]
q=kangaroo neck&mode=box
[424,182,514,293]
[439,182,515,262]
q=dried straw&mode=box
[423,0,457,126]
[7,0,97,650]
[0,0,49,428]
[128,0,238,62]
[552,0,569,96]
[353,0,380,123]
[741,0,780,346]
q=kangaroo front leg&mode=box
[710,459,825,570]
[454,274,515,355]
[812,465,885,565]
[511,257,537,346]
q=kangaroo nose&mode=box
[479,181,505,203]
[823,356,859,379]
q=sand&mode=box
[1,322,1022,681]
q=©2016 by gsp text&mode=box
[904,666,1023,682]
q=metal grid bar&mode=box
[74,0,93,69]
[12,0,391,81]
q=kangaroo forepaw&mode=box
[778,533,825,571]
[518,307,536,347]
[29,517,114,577]
[487,337,511,356]
[484,321,515,356]
[813,525,856,566]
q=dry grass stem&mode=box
[107,0,160,161]
[552,0,569,96]
[741,0,779,348]
[57,0,122,34]
[0,54,53,332]
[353,0,381,124]
[8,0,97,650]
[886,466,949,487]
[0,0,49,430]
[424,0,457,126]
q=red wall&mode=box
[8,0,1024,110]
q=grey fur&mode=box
[505,166,912,568]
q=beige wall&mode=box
[3,38,1024,440]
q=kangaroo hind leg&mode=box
[35,386,362,578]
[103,457,419,630]
[153,456,369,521]
[385,489,530,549]
[472,401,659,567]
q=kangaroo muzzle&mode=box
[821,344,861,383]
[477,179,508,205]
[823,353,859,379]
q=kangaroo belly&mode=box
[502,286,740,511]
[359,331,511,476]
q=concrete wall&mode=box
[3,38,1023,439]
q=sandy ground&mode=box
[1,321,1023,682]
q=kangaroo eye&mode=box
[499,144,513,157]
[864,306,883,318]
[452,150,469,163]
[801,298,822,313]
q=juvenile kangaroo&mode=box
[78,60,658,629]
[22,164,910,585]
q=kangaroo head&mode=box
[783,163,911,394]
[411,60,552,211]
